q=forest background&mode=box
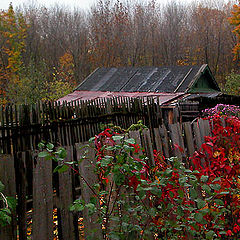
[0,0,240,104]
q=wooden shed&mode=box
[60,64,228,123]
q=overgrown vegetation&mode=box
[39,104,240,239]
[224,72,240,96]
[0,181,15,227]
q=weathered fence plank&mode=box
[32,151,53,240]
[193,121,203,150]
[159,124,170,158]
[169,123,185,161]
[141,129,155,167]
[15,151,28,240]
[129,130,143,155]
[58,146,76,240]
[153,127,163,154]
[76,143,103,239]
[183,122,195,157]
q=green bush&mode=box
[224,72,240,96]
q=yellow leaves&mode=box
[229,1,240,61]
[0,4,27,71]
[0,3,28,103]
[228,148,240,163]
[213,151,221,158]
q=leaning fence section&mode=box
[0,97,172,154]
[0,115,213,240]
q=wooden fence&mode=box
[0,114,213,239]
[0,97,175,154]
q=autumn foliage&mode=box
[229,0,240,61]
[37,104,240,239]
[0,4,27,104]
[83,110,240,239]
[0,1,240,104]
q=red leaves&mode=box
[226,230,233,236]
[129,143,140,153]
[173,143,184,153]
[233,224,240,233]
[93,111,240,238]
[201,142,213,155]
[189,114,240,237]
[128,175,139,191]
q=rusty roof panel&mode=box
[58,90,185,105]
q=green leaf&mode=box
[179,176,187,185]
[169,191,174,198]
[202,184,211,193]
[38,142,45,148]
[206,230,216,239]
[105,146,116,151]
[100,156,112,167]
[114,172,125,185]
[177,206,184,217]
[6,197,16,210]
[0,181,4,192]
[196,199,206,209]
[178,189,184,198]
[46,143,54,150]
[189,188,198,199]
[38,151,49,158]
[212,177,221,183]
[53,165,69,173]
[200,175,209,183]
[89,137,95,143]
[123,145,135,152]
[70,203,84,212]
[210,184,221,191]
[124,138,135,144]
[112,135,124,141]
[56,147,67,159]
[214,199,224,206]
[219,191,229,195]
[90,197,97,205]
[65,161,75,165]
[194,212,204,224]
[86,203,96,215]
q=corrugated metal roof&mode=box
[58,90,186,105]
[76,65,216,93]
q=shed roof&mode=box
[75,64,220,93]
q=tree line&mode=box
[0,0,239,104]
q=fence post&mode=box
[169,123,185,161]
[76,143,103,239]
[141,129,155,167]
[183,122,195,157]
[32,151,53,240]
[57,146,76,240]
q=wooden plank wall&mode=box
[0,117,215,239]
